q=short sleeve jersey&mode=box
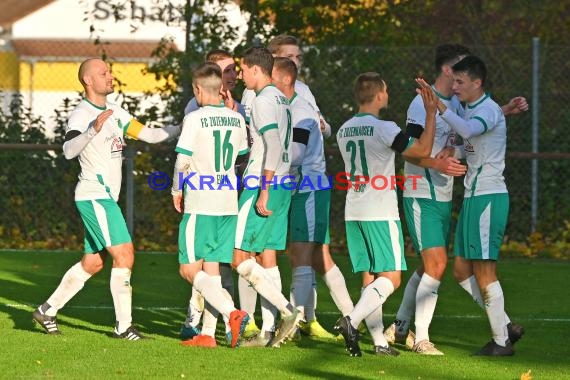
[403,91,463,201]
[67,99,132,201]
[462,94,507,197]
[176,105,248,215]
[337,113,404,221]
[289,94,329,192]
[243,84,292,181]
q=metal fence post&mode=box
[125,144,135,238]
[531,37,540,233]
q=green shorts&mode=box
[76,199,132,254]
[454,193,509,260]
[345,220,407,273]
[178,214,237,264]
[235,186,291,252]
[289,189,330,243]
[403,197,452,255]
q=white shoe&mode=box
[384,320,415,349]
[412,339,444,355]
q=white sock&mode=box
[290,266,313,321]
[236,259,292,316]
[485,281,508,346]
[260,266,282,333]
[220,287,234,334]
[201,276,224,336]
[193,271,235,318]
[363,287,387,347]
[238,274,258,319]
[306,270,317,321]
[349,277,394,327]
[459,275,511,325]
[414,274,440,342]
[322,265,353,316]
[45,262,92,316]
[110,267,132,334]
[201,301,218,337]
[395,271,421,322]
[458,275,484,307]
[185,287,204,327]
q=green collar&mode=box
[84,98,106,110]
[432,85,452,101]
[467,93,490,109]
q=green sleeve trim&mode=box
[402,136,415,152]
[472,116,488,133]
[259,123,278,134]
[238,148,249,155]
[120,120,130,134]
[175,147,193,156]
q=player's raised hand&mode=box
[172,193,183,213]
[222,89,237,111]
[419,85,438,114]
[93,109,114,133]
[435,157,467,177]
[415,77,431,90]
[504,96,529,115]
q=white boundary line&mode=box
[4,303,570,322]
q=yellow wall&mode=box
[15,60,166,93]
[0,52,19,91]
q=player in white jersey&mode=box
[387,47,528,355]
[32,58,180,339]
[179,49,246,341]
[334,72,438,357]
[231,47,302,348]
[418,56,519,356]
[271,57,354,341]
[385,45,469,355]
[171,62,250,348]
[239,34,342,339]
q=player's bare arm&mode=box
[501,96,529,116]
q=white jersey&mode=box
[337,113,406,221]
[241,88,256,124]
[294,80,320,113]
[462,94,507,197]
[403,91,462,201]
[244,84,292,182]
[289,94,329,192]
[67,99,132,202]
[176,105,248,215]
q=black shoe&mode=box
[334,316,361,357]
[507,323,524,344]
[374,345,400,356]
[33,308,61,335]
[474,340,514,356]
[113,325,144,340]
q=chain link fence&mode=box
[1,41,569,254]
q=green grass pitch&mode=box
[0,250,568,379]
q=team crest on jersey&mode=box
[464,139,474,153]
[108,133,124,158]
